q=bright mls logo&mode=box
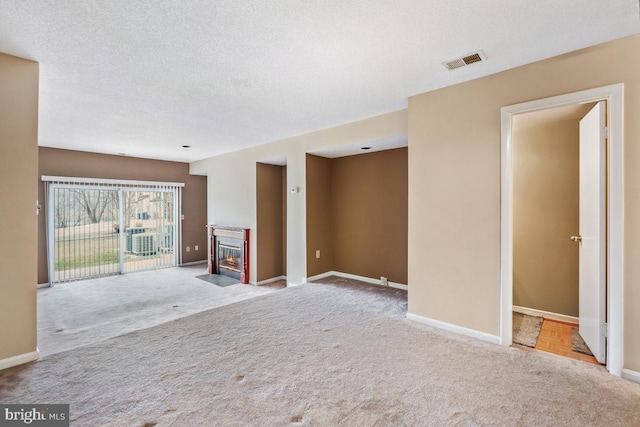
[0,405,69,427]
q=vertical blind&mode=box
[43,176,184,285]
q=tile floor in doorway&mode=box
[534,319,600,365]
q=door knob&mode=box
[571,235,582,243]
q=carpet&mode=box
[1,279,639,426]
[572,327,595,356]
[512,312,544,348]
[195,273,240,287]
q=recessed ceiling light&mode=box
[361,147,371,150]
[182,145,191,148]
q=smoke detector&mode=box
[442,50,487,70]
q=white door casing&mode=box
[578,101,607,364]
[500,84,624,376]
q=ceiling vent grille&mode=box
[443,50,487,70]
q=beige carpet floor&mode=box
[37,264,281,356]
[2,278,639,426]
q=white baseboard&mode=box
[254,275,287,286]
[513,305,579,324]
[180,260,208,267]
[0,350,39,371]
[406,312,501,345]
[305,271,334,282]
[622,369,640,384]
[305,271,408,290]
[37,283,50,289]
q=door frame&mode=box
[499,84,624,376]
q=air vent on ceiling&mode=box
[442,50,487,70]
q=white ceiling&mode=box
[0,1,638,163]
[309,135,407,159]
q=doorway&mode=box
[500,84,624,377]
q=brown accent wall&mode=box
[332,148,408,283]
[0,53,39,362]
[407,34,640,369]
[38,147,207,283]
[306,155,334,277]
[256,163,285,281]
[513,119,579,316]
[306,149,408,283]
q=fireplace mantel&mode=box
[208,225,250,284]
[211,226,247,240]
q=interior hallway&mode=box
[38,264,283,356]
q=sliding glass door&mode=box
[51,187,120,282]
[45,178,182,284]
[121,189,176,273]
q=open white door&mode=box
[577,101,607,364]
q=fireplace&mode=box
[208,225,249,284]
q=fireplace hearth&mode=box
[208,226,249,284]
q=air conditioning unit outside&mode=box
[131,233,157,256]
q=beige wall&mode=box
[256,163,285,281]
[0,53,38,362]
[306,155,334,277]
[332,148,408,283]
[513,120,579,316]
[306,149,408,283]
[191,109,408,285]
[408,34,640,371]
[38,148,207,283]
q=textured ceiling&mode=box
[1,1,638,162]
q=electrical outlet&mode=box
[381,276,388,286]
[186,246,190,252]
[316,250,320,259]
[195,245,199,251]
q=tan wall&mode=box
[407,34,640,370]
[0,53,39,362]
[306,149,408,283]
[306,155,334,277]
[332,148,408,283]
[256,163,284,281]
[191,109,408,286]
[38,148,207,283]
[513,120,579,316]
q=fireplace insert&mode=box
[209,226,249,284]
